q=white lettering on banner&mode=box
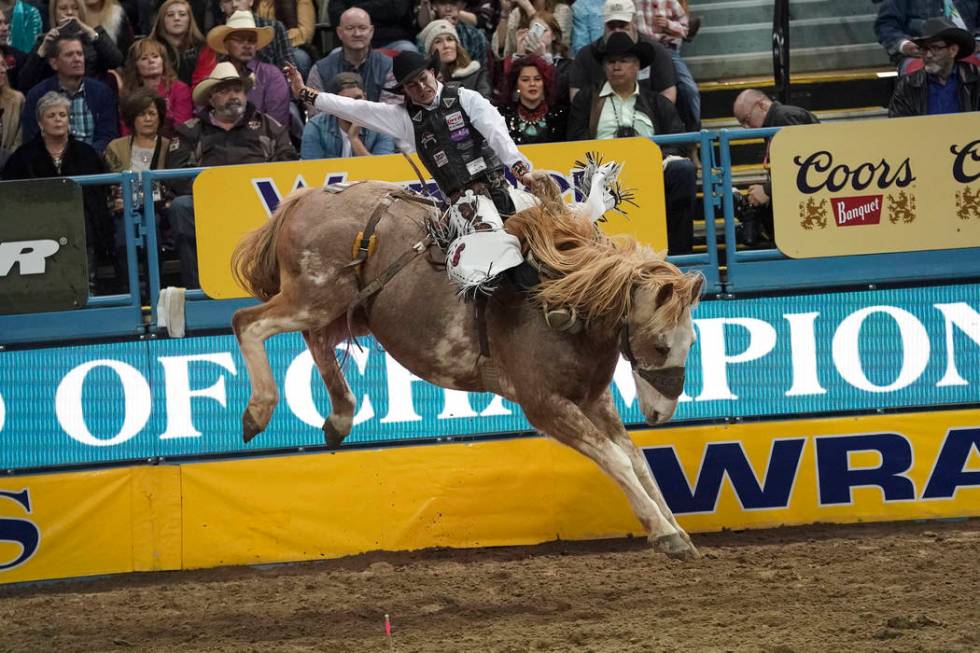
[694,318,778,401]
[380,356,424,423]
[479,395,513,417]
[438,391,514,419]
[0,392,5,433]
[934,303,980,387]
[284,347,375,427]
[613,358,637,405]
[55,360,152,446]
[784,312,828,397]
[0,240,60,276]
[832,307,930,392]
[158,353,238,439]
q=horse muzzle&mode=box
[635,366,686,400]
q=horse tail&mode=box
[231,187,321,301]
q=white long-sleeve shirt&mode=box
[312,82,531,171]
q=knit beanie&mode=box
[420,19,459,54]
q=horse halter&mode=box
[618,322,686,400]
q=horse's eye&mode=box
[655,345,670,357]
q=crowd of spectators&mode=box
[0,0,976,291]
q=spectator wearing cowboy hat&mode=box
[567,31,696,255]
[206,10,290,127]
[875,0,978,74]
[166,61,296,287]
[889,17,980,116]
[567,0,677,110]
[191,0,295,89]
[284,50,532,217]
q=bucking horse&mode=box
[230,173,704,559]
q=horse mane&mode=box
[232,186,322,301]
[504,204,697,331]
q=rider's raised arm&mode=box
[457,87,532,172]
[312,93,416,152]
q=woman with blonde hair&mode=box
[419,18,491,96]
[18,0,125,89]
[0,58,24,167]
[120,38,192,135]
[149,0,206,85]
[82,0,133,54]
[507,11,570,105]
[492,0,570,59]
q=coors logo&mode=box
[833,195,882,227]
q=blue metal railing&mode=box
[2,129,979,347]
[0,172,145,345]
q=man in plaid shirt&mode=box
[21,35,118,152]
[633,0,700,130]
[218,0,296,68]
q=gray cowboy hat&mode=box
[912,17,976,57]
[595,31,656,69]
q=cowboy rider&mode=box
[284,51,532,220]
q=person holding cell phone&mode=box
[506,10,570,106]
[492,0,571,59]
[17,0,124,91]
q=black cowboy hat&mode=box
[387,50,440,93]
[594,31,656,69]
[912,17,976,57]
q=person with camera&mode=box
[17,0,124,91]
[732,88,819,247]
[567,31,696,256]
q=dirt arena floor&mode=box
[1,519,977,653]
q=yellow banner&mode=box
[0,467,182,584]
[193,138,666,299]
[3,409,977,583]
[770,113,980,258]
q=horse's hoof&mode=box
[323,421,345,450]
[654,533,699,560]
[243,411,263,443]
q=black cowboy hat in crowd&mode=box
[912,17,976,57]
[387,50,441,92]
[595,31,657,69]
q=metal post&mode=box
[773,0,790,103]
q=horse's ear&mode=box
[689,275,704,305]
[655,282,674,307]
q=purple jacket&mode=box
[246,58,291,128]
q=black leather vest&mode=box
[407,85,504,196]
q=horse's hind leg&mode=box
[584,390,698,558]
[302,320,357,450]
[523,397,693,560]
[233,294,332,442]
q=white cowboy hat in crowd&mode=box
[206,10,274,55]
[192,60,255,105]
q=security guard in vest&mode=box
[284,51,532,220]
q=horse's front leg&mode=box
[232,294,330,442]
[583,389,698,558]
[302,320,358,449]
[522,396,694,560]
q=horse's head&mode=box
[621,272,704,425]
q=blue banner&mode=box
[1,283,977,470]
